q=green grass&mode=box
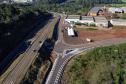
[85,28,98,31]
[64,43,126,84]
[111,4,126,7]
[121,13,126,19]
[80,28,98,31]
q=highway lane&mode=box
[46,37,126,84]
[0,17,52,74]
[1,17,59,84]
[45,14,126,84]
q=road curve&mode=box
[45,15,126,84]
[46,37,126,84]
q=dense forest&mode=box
[35,0,126,14]
[0,5,52,61]
[64,43,126,84]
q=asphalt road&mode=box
[0,16,49,74]
[45,15,126,84]
[1,17,59,84]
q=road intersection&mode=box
[45,15,126,84]
[1,14,126,84]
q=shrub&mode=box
[90,23,96,27]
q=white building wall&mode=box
[13,0,33,3]
[95,21,108,27]
[67,27,75,36]
[65,19,80,24]
[121,7,126,13]
[79,20,94,24]
[110,19,126,26]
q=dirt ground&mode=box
[63,26,126,45]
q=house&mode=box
[65,15,80,24]
[121,7,126,13]
[80,16,94,23]
[0,0,36,4]
[0,0,11,4]
[108,7,124,13]
[79,16,95,25]
[67,27,75,36]
[110,19,126,26]
[94,16,108,28]
[12,0,34,3]
[88,7,103,16]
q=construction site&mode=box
[63,6,126,45]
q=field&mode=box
[63,26,126,45]
[63,43,126,84]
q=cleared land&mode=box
[63,43,126,84]
[63,26,126,45]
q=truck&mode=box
[86,38,93,42]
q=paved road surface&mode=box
[0,16,49,74]
[1,17,59,84]
[46,15,126,84]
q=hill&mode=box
[64,43,126,84]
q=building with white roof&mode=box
[0,0,36,4]
[121,7,126,13]
[110,19,126,26]
[108,7,124,13]
[88,7,103,16]
[79,16,95,24]
[67,27,75,36]
[94,16,108,27]
[65,15,80,24]
[12,0,34,3]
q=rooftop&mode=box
[66,15,80,19]
[81,16,94,21]
[111,19,126,22]
[89,7,102,13]
[94,16,108,22]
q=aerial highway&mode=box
[45,15,126,84]
[0,15,49,74]
[46,38,126,84]
[0,16,60,84]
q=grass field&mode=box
[64,43,126,84]
[84,28,98,31]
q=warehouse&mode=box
[13,0,34,3]
[88,7,103,16]
[121,7,126,13]
[79,16,95,24]
[110,19,126,26]
[67,27,75,36]
[65,15,80,24]
[94,16,108,28]
[108,7,124,13]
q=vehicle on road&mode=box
[32,49,37,52]
[86,38,93,42]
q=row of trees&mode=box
[33,0,125,15]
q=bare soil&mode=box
[63,26,126,45]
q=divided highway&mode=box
[0,16,60,84]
